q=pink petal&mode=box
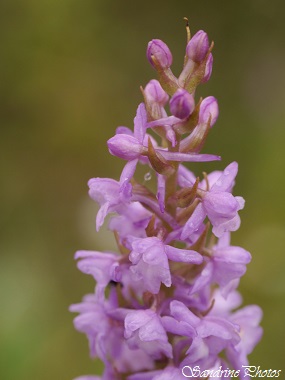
[181,203,206,239]
[134,103,147,143]
[211,161,238,192]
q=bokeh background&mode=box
[1,0,285,379]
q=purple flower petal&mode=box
[147,39,173,68]
[214,246,251,265]
[116,126,133,135]
[185,337,209,361]
[186,30,209,63]
[211,161,238,193]
[144,79,169,105]
[203,192,240,218]
[129,237,172,293]
[88,178,131,230]
[212,214,241,238]
[120,159,138,191]
[157,150,221,162]
[161,315,197,337]
[108,134,145,160]
[124,310,154,338]
[169,300,200,326]
[226,305,263,371]
[74,250,119,286]
[156,174,165,213]
[181,203,207,239]
[191,261,214,294]
[178,164,197,187]
[197,316,240,342]
[199,96,219,127]
[96,202,110,231]
[124,309,173,359]
[165,245,203,264]
[170,89,195,119]
[134,103,147,143]
[146,115,181,129]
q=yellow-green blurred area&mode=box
[1,0,285,378]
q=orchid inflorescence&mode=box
[70,22,262,380]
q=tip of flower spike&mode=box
[186,30,209,63]
[147,39,173,69]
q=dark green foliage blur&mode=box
[1,0,285,378]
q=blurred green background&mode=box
[1,0,285,379]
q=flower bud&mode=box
[201,53,213,83]
[144,79,169,105]
[107,134,145,160]
[170,89,195,119]
[186,30,209,63]
[199,96,219,127]
[147,39,173,69]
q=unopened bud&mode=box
[186,30,209,63]
[107,134,145,160]
[170,89,195,119]
[147,39,173,69]
[199,96,219,127]
[201,53,213,83]
[144,79,169,105]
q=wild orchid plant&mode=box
[70,23,263,380]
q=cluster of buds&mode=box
[70,23,262,380]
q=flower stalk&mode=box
[70,22,263,380]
